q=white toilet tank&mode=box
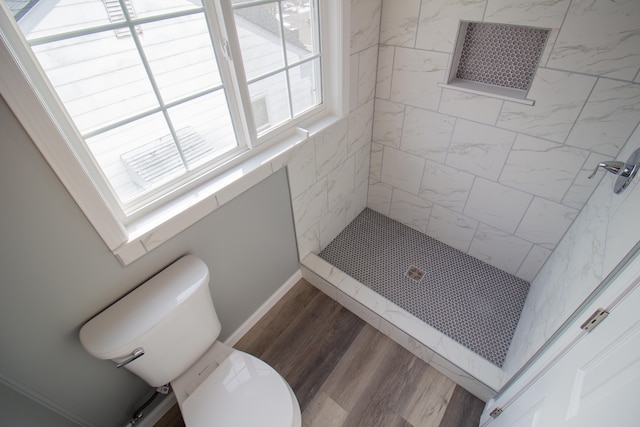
[79,255,222,387]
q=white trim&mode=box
[322,0,350,117]
[224,269,303,346]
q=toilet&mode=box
[79,255,301,427]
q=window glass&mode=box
[251,96,270,131]
[130,0,203,19]
[234,2,284,81]
[248,71,290,133]
[139,15,222,103]
[31,31,157,135]
[86,113,180,203]
[166,91,238,168]
[20,0,112,41]
[289,58,321,116]
[233,0,321,134]
[282,0,316,64]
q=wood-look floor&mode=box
[155,279,485,427]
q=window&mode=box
[1,0,323,216]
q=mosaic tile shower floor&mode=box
[319,208,530,367]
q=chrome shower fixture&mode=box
[588,147,640,194]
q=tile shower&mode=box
[293,0,640,401]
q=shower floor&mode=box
[318,208,530,367]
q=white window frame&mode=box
[0,0,348,265]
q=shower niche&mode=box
[439,21,551,105]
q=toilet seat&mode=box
[181,350,301,427]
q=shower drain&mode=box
[406,266,426,283]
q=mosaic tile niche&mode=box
[453,22,550,93]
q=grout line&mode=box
[465,215,481,254]
[460,175,477,216]
[442,117,457,166]
[561,76,599,145]
[481,0,489,22]
[544,0,573,68]
[495,132,518,184]
[512,193,536,238]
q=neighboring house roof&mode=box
[6,0,39,20]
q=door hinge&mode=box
[490,407,503,418]
[580,308,609,332]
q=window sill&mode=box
[113,113,343,265]
[439,80,535,106]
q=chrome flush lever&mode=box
[116,347,145,368]
[588,148,640,194]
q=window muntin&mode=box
[4,0,322,217]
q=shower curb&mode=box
[300,253,502,402]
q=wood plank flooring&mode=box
[154,279,485,427]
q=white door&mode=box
[486,277,640,427]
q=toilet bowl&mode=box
[175,342,301,427]
[79,255,301,427]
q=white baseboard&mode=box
[224,269,302,346]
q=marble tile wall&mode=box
[502,129,640,380]
[368,0,640,281]
[288,0,380,260]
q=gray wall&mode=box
[0,382,78,427]
[0,95,300,427]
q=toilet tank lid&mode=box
[79,255,210,359]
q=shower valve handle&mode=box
[587,160,626,179]
[587,148,640,194]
